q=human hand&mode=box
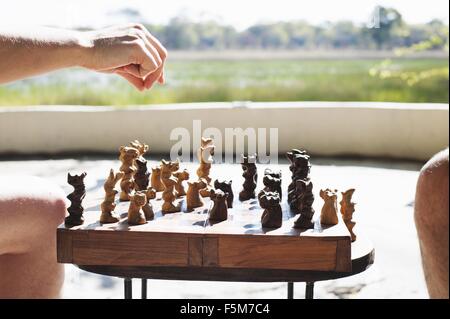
[79,24,167,91]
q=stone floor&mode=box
[0,155,428,299]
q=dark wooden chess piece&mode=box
[264,168,282,199]
[134,158,150,191]
[214,179,234,208]
[259,190,282,228]
[259,173,282,201]
[208,189,228,222]
[293,179,315,229]
[286,149,311,211]
[239,154,258,201]
[65,172,87,227]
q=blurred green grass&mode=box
[0,58,448,106]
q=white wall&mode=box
[0,102,448,161]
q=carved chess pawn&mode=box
[151,166,165,192]
[134,158,150,191]
[173,169,189,197]
[320,188,339,226]
[186,179,207,211]
[65,172,87,227]
[208,189,228,222]
[100,169,124,224]
[142,187,157,220]
[127,192,147,225]
[239,154,258,201]
[160,159,181,213]
[214,179,234,208]
[259,191,282,229]
[119,146,139,201]
[340,188,357,241]
[196,137,215,197]
[293,179,315,229]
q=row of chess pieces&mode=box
[64,139,357,241]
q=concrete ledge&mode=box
[0,102,448,161]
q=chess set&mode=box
[57,138,358,273]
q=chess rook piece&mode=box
[65,172,87,227]
[186,179,207,211]
[151,166,165,192]
[208,189,228,222]
[129,140,149,160]
[119,146,139,201]
[196,137,215,197]
[259,191,282,229]
[239,154,258,201]
[100,169,124,224]
[127,192,147,225]
[173,169,190,197]
[340,188,357,241]
[293,179,315,229]
[142,187,157,220]
[263,168,282,199]
[160,159,181,213]
[214,179,234,208]
[134,158,150,191]
[320,188,339,226]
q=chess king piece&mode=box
[293,179,315,229]
[263,168,282,199]
[320,188,339,226]
[127,192,147,225]
[100,169,124,224]
[196,137,215,197]
[208,189,228,222]
[160,159,181,213]
[151,166,165,192]
[259,174,282,201]
[119,146,139,201]
[140,187,157,220]
[340,188,357,241]
[286,150,311,211]
[214,179,234,208]
[173,169,190,197]
[239,154,258,201]
[134,158,150,191]
[65,172,87,227]
[259,191,282,229]
[186,179,207,211]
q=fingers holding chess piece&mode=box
[320,188,339,226]
[127,192,147,225]
[100,169,124,224]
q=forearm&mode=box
[0,26,89,84]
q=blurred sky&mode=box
[1,0,449,29]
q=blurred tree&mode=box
[367,6,404,49]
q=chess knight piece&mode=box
[160,159,181,213]
[239,154,258,201]
[173,169,190,197]
[214,179,234,208]
[186,179,207,211]
[340,188,357,241]
[142,187,157,220]
[196,137,215,197]
[65,172,87,227]
[293,179,315,229]
[127,192,147,225]
[208,189,228,222]
[100,169,124,224]
[151,166,165,192]
[119,146,139,201]
[134,158,150,191]
[320,188,339,226]
[259,191,282,229]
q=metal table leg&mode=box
[305,282,314,299]
[287,282,294,299]
[141,279,147,299]
[124,278,132,299]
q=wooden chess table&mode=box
[57,163,374,299]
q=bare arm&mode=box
[0,24,167,91]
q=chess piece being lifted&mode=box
[151,166,165,192]
[100,169,124,224]
[239,154,258,201]
[196,137,215,197]
[293,179,315,229]
[127,192,147,225]
[320,188,339,226]
[214,179,234,208]
[340,188,357,241]
[186,179,207,211]
[259,190,282,228]
[142,187,157,220]
[65,172,87,227]
[160,159,181,213]
[208,189,228,222]
[134,158,150,191]
[119,146,139,201]
[173,169,189,197]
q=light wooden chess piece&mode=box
[100,169,124,224]
[130,140,149,160]
[127,192,147,225]
[340,188,357,242]
[320,188,339,226]
[151,166,165,192]
[173,169,189,197]
[119,146,139,201]
[196,137,215,197]
[142,187,157,220]
[186,179,207,211]
[161,159,181,213]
